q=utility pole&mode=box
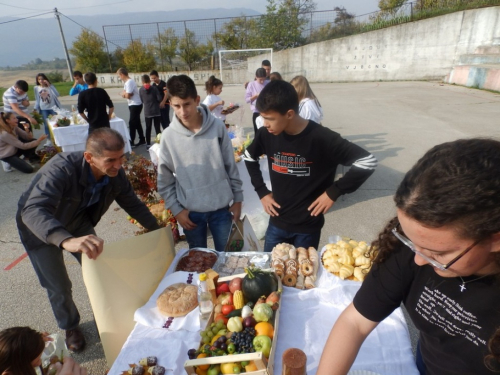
[54,8,74,81]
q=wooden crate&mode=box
[184,272,282,375]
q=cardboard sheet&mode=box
[82,227,175,366]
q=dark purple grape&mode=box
[217,335,227,343]
[187,348,197,359]
[213,341,221,349]
[220,342,227,351]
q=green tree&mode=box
[214,17,260,50]
[259,0,316,50]
[154,28,179,70]
[179,29,213,70]
[122,39,156,72]
[69,29,108,72]
[378,0,406,12]
[110,47,125,72]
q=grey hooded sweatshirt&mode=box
[157,104,243,216]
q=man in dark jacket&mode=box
[16,128,160,353]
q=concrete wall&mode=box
[96,70,220,88]
[251,6,500,82]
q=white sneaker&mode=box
[1,161,12,172]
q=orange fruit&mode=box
[196,353,210,370]
[255,322,274,339]
[196,367,208,375]
[245,361,258,372]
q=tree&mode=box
[179,29,213,70]
[122,39,156,72]
[259,0,317,50]
[378,0,406,11]
[154,28,179,70]
[110,47,125,72]
[69,29,108,73]
[214,17,260,50]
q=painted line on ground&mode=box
[4,252,28,271]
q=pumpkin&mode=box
[242,267,278,304]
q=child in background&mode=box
[0,326,88,375]
[139,74,162,148]
[203,76,226,123]
[34,73,60,142]
[157,75,243,251]
[270,72,283,81]
[245,68,268,135]
[290,75,323,124]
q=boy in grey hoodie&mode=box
[157,75,243,251]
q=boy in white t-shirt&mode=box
[202,76,226,123]
[117,67,146,147]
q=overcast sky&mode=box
[2,0,381,19]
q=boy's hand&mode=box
[261,193,280,216]
[175,209,197,230]
[229,202,242,222]
[308,192,335,216]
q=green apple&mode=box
[252,335,272,358]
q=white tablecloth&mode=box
[108,249,418,375]
[49,117,132,153]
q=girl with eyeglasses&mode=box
[317,138,500,375]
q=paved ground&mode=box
[0,81,499,374]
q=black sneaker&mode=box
[136,140,147,146]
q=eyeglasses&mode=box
[391,224,481,271]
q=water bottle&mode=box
[198,273,213,323]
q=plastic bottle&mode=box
[198,273,213,323]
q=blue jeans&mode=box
[185,208,233,252]
[40,109,57,136]
[264,221,321,252]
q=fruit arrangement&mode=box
[56,117,71,127]
[184,267,281,375]
[322,238,373,281]
[271,243,319,289]
[221,103,240,115]
[121,356,167,375]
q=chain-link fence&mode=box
[102,0,500,72]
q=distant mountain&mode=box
[0,8,261,68]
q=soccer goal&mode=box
[219,48,273,85]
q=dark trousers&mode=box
[1,147,37,173]
[252,112,260,135]
[26,218,95,330]
[145,116,161,144]
[129,104,144,143]
[160,106,170,130]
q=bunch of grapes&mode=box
[231,327,256,353]
[199,320,226,345]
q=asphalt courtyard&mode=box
[0,81,499,374]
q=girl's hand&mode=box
[220,100,225,106]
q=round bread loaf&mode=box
[156,283,198,317]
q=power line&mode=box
[0,11,53,25]
[58,11,122,49]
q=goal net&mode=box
[219,48,273,85]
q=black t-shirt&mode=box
[244,122,375,233]
[77,87,114,128]
[153,80,168,104]
[354,247,500,374]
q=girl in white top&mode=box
[290,75,324,124]
[203,76,226,122]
